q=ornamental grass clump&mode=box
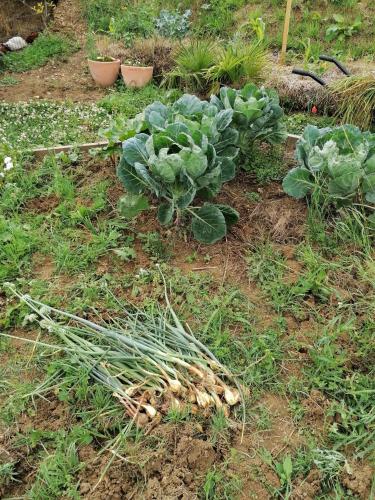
[329,75,375,131]
[9,283,241,426]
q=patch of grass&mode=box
[243,143,286,184]
[0,462,18,488]
[0,75,19,87]
[1,33,77,73]
[28,442,82,499]
[138,231,172,262]
[82,0,156,36]
[306,319,375,458]
[194,0,247,37]
[98,84,170,116]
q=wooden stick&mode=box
[30,134,300,160]
[32,140,120,160]
[280,0,293,65]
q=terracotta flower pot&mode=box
[88,58,120,87]
[121,64,154,88]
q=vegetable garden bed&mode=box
[0,137,374,497]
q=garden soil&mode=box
[1,156,373,499]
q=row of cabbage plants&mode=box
[102,85,375,243]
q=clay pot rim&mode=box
[121,64,154,70]
[88,58,120,64]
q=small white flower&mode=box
[0,172,5,178]
[4,156,12,165]
[4,163,13,171]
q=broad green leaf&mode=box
[215,204,239,229]
[173,94,202,115]
[282,167,312,199]
[209,94,224,111]
[180,148,208,179]
[218,145,239,160]
[328,165,363,196]
[134,162,162,195]
[219,87,237,109]
[151,153,183,184]
[365,192,375,203]
[122,135,149,166]
[118,194,149,220]
[144,101,168,128]
[175,176,197,209]
[152,132,174,152]
[365,154,375,173]
[165,122,190,140]
[117,156,145,194]
[220,157,236,182]
[216,109,233,131]
[363,172,375,194]
[283,456,293,481]
[196,166,221,188]
[147,110,167,130]
[157,202,174,225]
[214,128,239,153]
[206,143,217,168]
[191,204,227,244]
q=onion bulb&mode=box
[168,378,182,394]
[195,390,211,408]
[188,365,204,379]
[224,387,240,406]
[142,404,157,419]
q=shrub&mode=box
[213,85,287,156]
[108,4,155,40]
[329,75,375,131]
[117,94,240,244]
[206,42,268,93]
[155,9,191,39]
[82,0,124,32]
[283,125,375,214]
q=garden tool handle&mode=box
[292,68,327,86]
[319,55,351,76]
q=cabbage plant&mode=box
[283,125,375,207]
[112,86,285,244]
[210,84,287,156]
[117,94,240,244]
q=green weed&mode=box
[0,76,19,87]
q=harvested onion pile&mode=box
[12,285,241,426]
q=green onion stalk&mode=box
[5,279,242,425]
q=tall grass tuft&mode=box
[205,41,268,94]
[330,75,375,130]
[163,39,268,95]
[163,40,218,92]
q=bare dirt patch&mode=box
[78,422,218,499]
[341,461,374,499]
[26,194,60,213]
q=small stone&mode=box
[80,482,91,494]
